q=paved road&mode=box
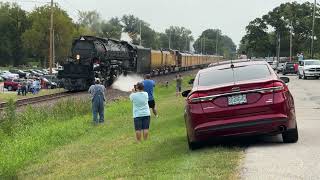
[241,75,320,180]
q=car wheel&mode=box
[302,72,307,80]
[282,125,299,143]
[8,86,12,91]
[187,135,201,150]
[48,85,51,89]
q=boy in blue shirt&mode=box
[142,74,158,117]
[130,82,151,141]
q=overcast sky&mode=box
[6,0,309,46]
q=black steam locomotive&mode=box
[58,36,223,91]
[57,36,150,91]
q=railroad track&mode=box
[0,92,73,111]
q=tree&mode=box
[78,10,101,35]
[193,29,236,58]
[159,26,193,51]
[121,15,160,48]
[22,4,75,66]
[240,18,274,57]
[0,2,29,66]
[241,2,320,58]
[98,17,123,39]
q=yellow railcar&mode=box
[150,50,162,69]
[162,50,176,67]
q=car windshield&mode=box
[305,61,320,65]
[199,64,271,86]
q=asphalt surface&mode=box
[241,75,320,180]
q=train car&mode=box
[162,50,176,72]
[58,35,224,91]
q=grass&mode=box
[0,88,65,103]
[0,77,242,179]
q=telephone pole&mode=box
[289,21,293,62]
[49,0,53,74]
[139,21,142,46]
[216,31,219,55]
[311,0,316,58]
[169,30,171,49]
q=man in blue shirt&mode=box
[143,74,158,117]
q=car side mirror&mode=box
[280,77,290,83]
[188,79,194,85]
[182,90,191,97]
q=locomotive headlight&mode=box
[76,54,80,60]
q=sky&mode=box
[5,0,310,46]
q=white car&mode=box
[276,62,286,73]
[0,71,19,80]
[298,59,320,79]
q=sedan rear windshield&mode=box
[199,64,271,86]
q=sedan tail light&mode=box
[257,81,288,94]
[188,92,213,104]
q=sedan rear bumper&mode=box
[189,114,296,142]
[195,118,287,134]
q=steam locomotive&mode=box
[57,36,223,91]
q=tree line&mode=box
[239,2,320,59]
[0,2,236,67]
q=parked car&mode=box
[272,61,278,70]
[276,62,286,73]
[282,62,297,75]
[35,69,47,75]
[298,59,320,79]
[27,69,43,77]
[9,69,30,78]
[4,79,22,91]
[182,60,298,150]
[0,71,19,80]
[44,75,63,88]
[42,77,57,89]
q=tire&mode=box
[48,85,51,89]
[187,135,201,150]
[8,86,12,91]
[282,125,299,143]
[302,72,307,80]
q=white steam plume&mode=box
[112,74,144,92]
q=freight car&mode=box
[58,36,223,91]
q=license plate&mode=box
[228,94,247,106]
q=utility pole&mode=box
[53,29,55,67]
[49,0,53,74]
[290,21,293,62]
[200,37,203,54]
[311,0,316,58]
[215,31,219,55]
[169,30,171,49]
[203,36,206,54]
[185,36,188,52]
[139,21,142,46]
[277,33,281,62]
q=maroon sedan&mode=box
[183,60,298,150]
